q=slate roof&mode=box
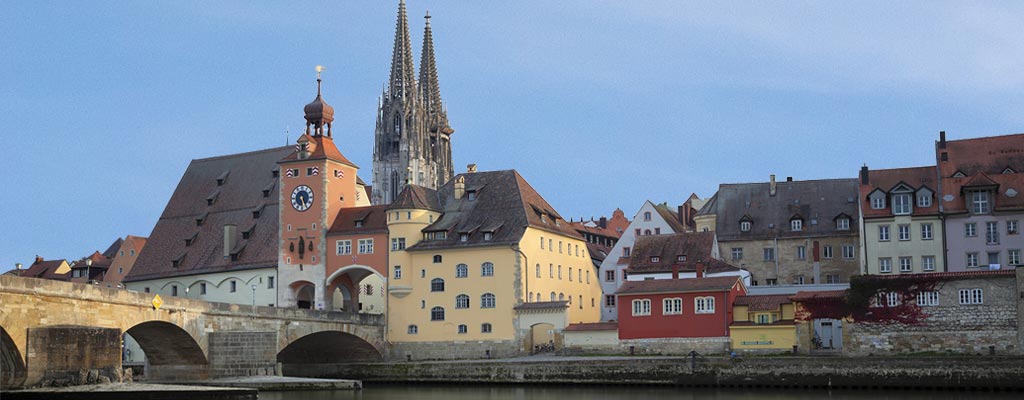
[125,146,292,282]
[626,232,741,274]
[654,203,688,233]
[696,192,719,216]
[710,178,860,241]
[733,294,792,311]
[404,170,582,251]
[328,205,389,235]
[389,185,442,211]
[615,276,741,295]
[565,322,618,332]
[102,238,123,259]
[938,133,1024,213]
[860,166,939,219]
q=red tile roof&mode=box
[21,259,68,281]
[733,294,792,311]
[565,322,618,332]
[616,276,741,295]
[278,135,358,168]
[860,166,939,218]
[514,301,568,310]
[939,133,1024,213]
[328,205,389,235]
[626,232,741,274]
[790,290,846,302]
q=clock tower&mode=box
[277,73,365,309]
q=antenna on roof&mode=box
[285,125,290,145]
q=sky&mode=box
[3,1,1024,269]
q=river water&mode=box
[260,385,1018,400]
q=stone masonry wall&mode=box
[387,340,519,361]
[563,337,731,356]
[25,326,121,387]
[208,331,279,378]
[845,275,1019,355]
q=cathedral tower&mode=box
[372,0,454,205]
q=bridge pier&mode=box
[209,331,279,378]
[24,326,121,387]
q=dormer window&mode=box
[891,194,912,215]
[483,232,493,241]
[836,218,850,231]
[467,191,476,201]
[740,221,751,232]
[1003,167,1016,174]
[970,191,991,214]
[870,194,886,210]
[540,214,546,223]
[790,218,803,231]
[459,233,469,242]
[917,192,932,207]
[650,256,660,263]
[677,255,686,262]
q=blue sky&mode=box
[3,1,1024,269]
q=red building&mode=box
[615,272,746,339]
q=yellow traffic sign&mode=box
[152,294,164,310]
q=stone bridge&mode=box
[0,275,384,389]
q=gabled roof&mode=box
[20,259,69,280]
[126,146,293,282]
[712,178,860,240]
[653,203,687,233]
[696,192,718,216]
[278,135,358,168]
[939,133,1024,177]
[328,205,389,235]
[616,276,741,295]
[733,294,792,311]
[960,171,998,189]
[102,238,123,258]
[626,232,740,274]
[405,170,581,251]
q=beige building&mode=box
[859,165,944,274]
[386,170,602,360]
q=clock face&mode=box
[291,185,314,212]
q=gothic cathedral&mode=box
[372,0,454,205]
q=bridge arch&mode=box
[1,325,26,388]
[277,330,382,365]
[125,320,208,380]
[326,264,384,313]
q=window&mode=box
[550,292,556,301]
[586,270,590,283]
[878,225,890,241]
[481,323,492,333]
[879,258,892,273]
[731,248,743,260]
[899,257,912,272]
[898,224,910,241]
[421,269,426,278]
[130,249,135,256]
[966,252,979,268]
[921,223,933,240]
[842,245,855,259]
[394,266,402,279]
[796,246,806,260]
[892,194,911,215]
[357,239,374,254]
[986,221,999,244]
[336,240,352,255]
[172,285,178,297]
[622,270,628,280]
[623,247,631,257]
[917,291,939,306]
[922,256,936,271]
[557,265,563,279]
[822,245,833,259]
[391,238,406,251]
[644,211,652,221]
[837,218,850,230]
[540,237,545,249]
[959,288,983,305]
[549,239,553,250]
[971,191,990,214]
[456,264,468,278]
[605,295,616,306]
[483,232,493,241]
[871,195,885,210]
[459,233,469,242]
[605,270,615,282]
[408,325,418,334]
[144,287,150,293]
[965,223,977,237]
[1009,220,1019,235]
[433,255,442,263]
[987,251,1000,266]
[632,299,651,316]
[1008,249,1021,266]
[740,221,751,232]
[884,292,900,307]
[663,298,683,315]
[695,296,715,313]
[765,279,778,286]
[549,264,554,278]
[650,256,660,263]
[644,229,652,236]
[569,268,573,281]
[431,307,445,321]
[918,193,932,207]
[481,293,496,308]
[791,219,803,231]
[635,228,641,236]
[558,241,563,253]
[763,247,775,261]
[200,282,208,294]
[536,264,541,278]
[826,274,840,284]
[430,278,445,292]
[456,294,470,309]
[481,262,494,277]
[676,255,686,262]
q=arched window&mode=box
[457,324,467,334]
[393,115,401,137]
[431,306,445,321]
[528,291,533,302]
[456,294,470,309]
[481,323,492,333]
[558,293,565,301]
[433,255,443,263]
[644,229,652,236]
[481,293,496,308]
[408,325,418,334]
[550,292,556,301]
[535,263,541,278]
[456,264,468,278]
[430,278,445,292]
[481,262,494,277]
[644,211,652,221]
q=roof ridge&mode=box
[191,146,292,163]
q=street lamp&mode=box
[85,259,92,283]
[251,284,258,315]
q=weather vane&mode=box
[316,65,326,80]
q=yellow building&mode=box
[386,169,602,360]
[730,294,797,353]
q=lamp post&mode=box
[251,284,258,316]
[85,259,92,283]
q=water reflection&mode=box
[259,384,1018,400]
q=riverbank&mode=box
[284,355,1024,390]
[3,382,257,400]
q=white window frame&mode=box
[837,218,850,230]
[796,246,806,260]
[481,262,494,277]
[394,266,402,279]
[336,240,352,255]
[878,225,890,241]
[1009,249,1021,266]
[986,221,999,245]
[965,223,977,237]
[407,325,418,334]
[1008,220,1019,235]
[456,264,468,278]
[663,298,683,315]
[899,256,912,272]
[791,219,803,231]
[632,299,651,316]
[892,194,912,215]
[917,193,932,207]
[871,195,885,210]
[917,291,939,306]
[921,223,933,240]
[822,245,833,259]
[357,239,374,254]
[740,221,751,232]
[455,294,470,309]
[391,237,406,251]
[898,224,911,241]
[879,257,892,273]
[971,191,990,214]
[842,244,855,260]
[922,256,936,271]
[966,252,979,268]
[958,288,983,305]
[695,296,715,314]
[731,247,743,260]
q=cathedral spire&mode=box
[388,0,417,101]
[419,11,444,121]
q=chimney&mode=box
[467,163,477,173]
[15,263,23,270]
[599,217,608,228]
[224,224,238,258]
[769,175,777,196]
[938,131,946,149]
[678,205,691,229]
[454,175,465,200]
[696,261,705,279]
[786,176,793,182]
[860,165,869,185]
[672,264,679,280]
[34,255,43,264]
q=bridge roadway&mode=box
[0,275,384,389]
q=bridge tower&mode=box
[277,73,365,309]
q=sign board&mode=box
[152,294,164,310]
